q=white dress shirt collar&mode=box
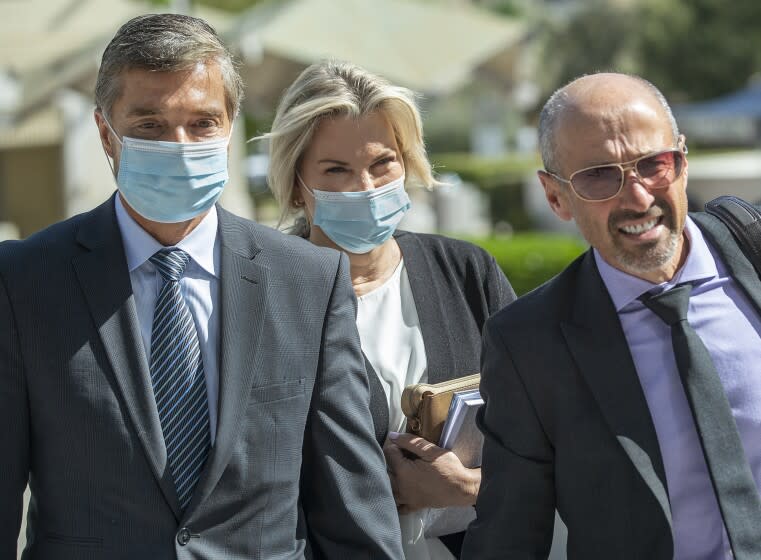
[114,194,219,278]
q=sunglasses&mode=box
[545,143,687,202]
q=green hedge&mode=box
[467,233,588,296]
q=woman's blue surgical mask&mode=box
[299,173,411,254]
[104,119,230,223]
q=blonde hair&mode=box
[257,60,435,232]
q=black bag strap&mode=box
[704,195,761,276]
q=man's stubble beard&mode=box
[610,201,682,277]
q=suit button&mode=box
[177,527,191,546]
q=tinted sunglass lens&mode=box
[571,165,622,200]
[636,151,683,187]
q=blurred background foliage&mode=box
[468,233,587,295]
[7,0,759,294]
[150,0,761,103]
[148,0,267,10]
[140,0,761,292]
[539,0,761,103]
[145,0,761,157]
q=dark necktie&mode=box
[641,283,761,558]
[149,249,211,511]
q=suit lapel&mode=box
[395,232,454,383]
[188,208,269,512]
[72,197,182,519]
[561,251,672,528]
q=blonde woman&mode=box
[258,60,515,559]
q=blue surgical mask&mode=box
[299,174,411,254]
[104,119,230,223]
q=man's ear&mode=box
[93,110,115,158]
[538,170,574,222]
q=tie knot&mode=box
[150,249,190,282]
[640,282,693,325]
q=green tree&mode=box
[540,0,761,103]
[538,0,639,96]
[635,0,761,101]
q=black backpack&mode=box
[705,195,761,276]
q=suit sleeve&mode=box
[301,252,403,559]
[485,254,516,313]
[461,319,555,559]
[0,269,29,558]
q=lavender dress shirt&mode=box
[596,216,761,559]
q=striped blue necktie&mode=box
[149,249,211,511]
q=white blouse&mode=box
[356,259,427,432]
[356,259,456,560]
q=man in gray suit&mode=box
[0,14,402,559]
[463,73,761,558]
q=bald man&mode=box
[462,73,761,559]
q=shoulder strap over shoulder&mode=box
[705,195,761,276]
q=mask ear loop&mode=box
[99,114,123,177]
[295,172,315,199]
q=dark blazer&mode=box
[0,197,403,560]
[462,213,761,559]
[366,230,516,444]
[362,231,515,557]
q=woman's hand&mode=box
[383,432,481,514]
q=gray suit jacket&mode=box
[462,213,761,559]
[0,197,403,560]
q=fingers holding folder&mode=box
[383,432,480,514]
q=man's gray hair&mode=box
[538,74,679,174]
[95,13,244,119]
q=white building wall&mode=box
[58,89,117,217]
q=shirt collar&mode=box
[595,216,718,311]
[114,194,219,278]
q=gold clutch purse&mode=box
[400,373,481,443]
